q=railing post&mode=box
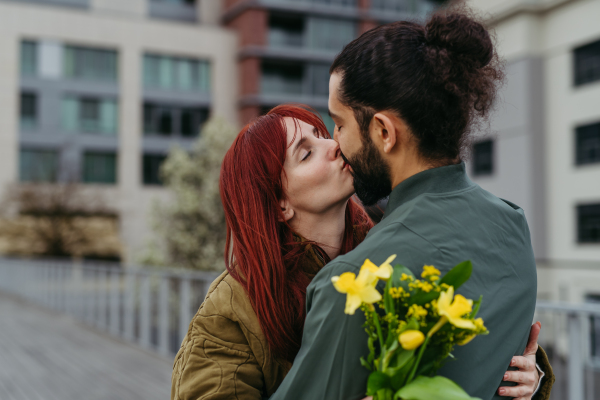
[568,312,585,400]
[158,275,170,356]
[109,270,120,336]
[179,276,191,347]
[139,273,151,349]
[124,271,136,342]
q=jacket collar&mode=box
[382,162,475,220]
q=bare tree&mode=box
[0,183,122,260]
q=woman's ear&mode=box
[279,198,294,222]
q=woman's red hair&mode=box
[219,105,373,362]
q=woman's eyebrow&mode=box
[292,136,307,156]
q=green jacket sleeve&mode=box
[269,261,371,400]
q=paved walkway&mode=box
[0,291,172,400]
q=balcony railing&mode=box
[0,258,218,356]
[1,257,599,400]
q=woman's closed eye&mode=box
[301,150,312,161]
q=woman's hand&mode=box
[498,321,542,399]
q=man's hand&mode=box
[498,321,542,399]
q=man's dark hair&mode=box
[330,10,504,165]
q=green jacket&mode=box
[270,162,540,400]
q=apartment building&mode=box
[467,0,600,305]
[221,0,442,130]
[0,0,237,262]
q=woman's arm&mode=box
[171,332,264,400]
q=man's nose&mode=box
[329,140,341,160]
[333,127,339,142]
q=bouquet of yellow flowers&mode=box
[332,255,488,400]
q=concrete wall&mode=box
[468,0,600,302]
[0,1,238,263]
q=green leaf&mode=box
[394,376,482,400]
[410,290,440,306]
[367,371,391,396]
[440,261,473,290]
[469,295,483,318]
[376,388,394,400]
[361,356,373,371]
[390,357,415,391]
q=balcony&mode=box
[148,0,196,23]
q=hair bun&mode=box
[425,13,493,68]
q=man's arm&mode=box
[269,261,370,400]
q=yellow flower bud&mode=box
[399,330,425,350]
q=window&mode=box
[472,140,494,176]
[269,14,304,48]
[143,154,167,185]
[306,17,355,52]
[574,39,600,86]
[576,122,600,165]
[62,97,118,135]
[143,103,208,137]
[20,92,37,130]
[64,45,118,82]
[20,40,37,77]
[316,109,335,136]
[309,64,330,97]
[20,148,58,182]
[143,54,210,92]
[577,204,600,243]
[83,152,117,184]
[262,62,304,95]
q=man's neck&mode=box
[388,152,433,190]
[289,203,347,261]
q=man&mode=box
[269,13,553,400]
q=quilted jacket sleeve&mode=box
[171,274,265,400]
[532,345,555,400]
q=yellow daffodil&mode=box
[457,333,476,346]
[428,286,476,337]
[437,286,475,330]
[361,254,396,281]
[399,330,425,350]
[332,268,381,315]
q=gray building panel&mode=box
[468,56,547,259]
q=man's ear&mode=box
[372,112,397,154]
[279,198,294,222]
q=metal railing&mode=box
[0,258,219,357]
[2,258,600,399]
[535,302,600,400]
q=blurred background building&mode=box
[0,0,596,303]
[466,0,600,307]
[0,0,237,262]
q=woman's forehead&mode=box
[283,117,320,147]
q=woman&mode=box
[170,106,552,400]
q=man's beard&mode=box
[343,138,392,207]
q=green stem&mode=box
[406,335,430,384]
[372,310,385,370]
